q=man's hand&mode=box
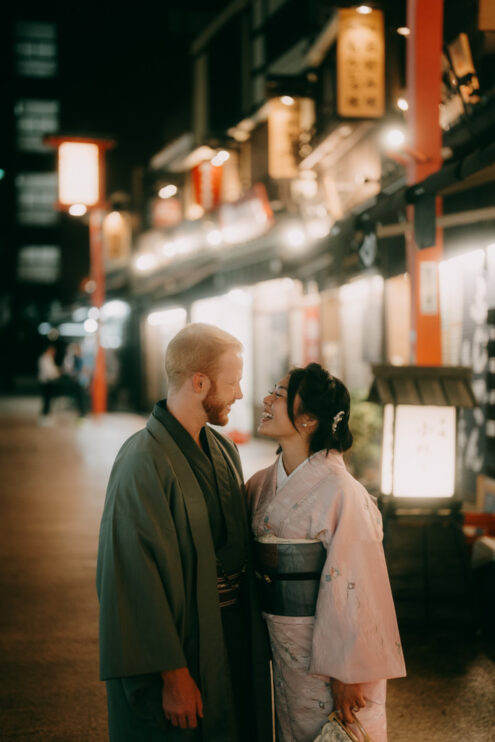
[330,678,366,725]
[161,667,204,729]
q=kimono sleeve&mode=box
[97,453,188,680]
[309,483,406,684]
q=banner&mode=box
[337,8,385,118]
[192,160,223,211]
[268,98,300,179]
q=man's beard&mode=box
[202,384,230,426]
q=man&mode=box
[97,323,271,742]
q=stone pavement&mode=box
[0,398,494,741]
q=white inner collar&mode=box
[276,453,317,491]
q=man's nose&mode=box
[235,383,243,400]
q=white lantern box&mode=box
[368,365,477,511]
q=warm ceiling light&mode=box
[397,97,409,111]
[281,96,295,106]
[135,254,157,272]
[158,184,177,199]
[384,127,406,150]
[356,5,373,14]
[397,27,410,36]
[68,203,87,216]
[286,227,306,249]
[187,204,205,220]
[206,229,223,247]
[84,319,98,334]
[104,211,123,232]
[211,150,230,167]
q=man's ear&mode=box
[192,372,211,395]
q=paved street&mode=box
[1,398,494,741]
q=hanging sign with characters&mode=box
[337,8,385,119]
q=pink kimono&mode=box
[247,450,406,742]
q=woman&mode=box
[247,363,406,742]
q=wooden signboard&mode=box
[268,98,300,179]
[337,8,385,118]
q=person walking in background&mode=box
[97,323,271,742]
[38,343,61,423]
[247,363,406,742]
[62,343,89,417]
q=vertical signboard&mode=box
[192,161,223,211]
[337,8,385,119]
[479,0,495,30]
[419,261,439,315]
[103,211,132,272]
[268,98,300,179]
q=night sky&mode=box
[14,1,229,192]
[3,2,229,314]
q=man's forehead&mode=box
[218,348,243,370]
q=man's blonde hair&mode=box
[165,323,243,392]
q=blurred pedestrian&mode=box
[96,323,271,742]
[62,343,89,417]
[38,343,61,423]
[248,363,406,742]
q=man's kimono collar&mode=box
[147,401,249,569]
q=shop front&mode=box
[138,276,325,439]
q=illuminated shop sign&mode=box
[337,8,385,118]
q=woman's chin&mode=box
[258,421,275,437]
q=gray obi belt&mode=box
[254,539,326,616]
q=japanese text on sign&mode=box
[337,8,385,119]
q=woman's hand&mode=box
[330,678,366,725]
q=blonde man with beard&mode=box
[97,323,271,742]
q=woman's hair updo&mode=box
[286,363,353,455]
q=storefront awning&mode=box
[367,364,478,407]
[365,137,495,226]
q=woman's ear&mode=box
[302,415,318,430]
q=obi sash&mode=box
[254,540,326,617]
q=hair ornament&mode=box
[332,410,345,435]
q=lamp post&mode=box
[45,135,115,413]
[405,0,444,365]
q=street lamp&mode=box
[45,135,115,413]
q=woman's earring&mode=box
[302,423,308,428]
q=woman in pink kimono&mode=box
[247,363,406,742]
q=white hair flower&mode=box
[331,410,345,435]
